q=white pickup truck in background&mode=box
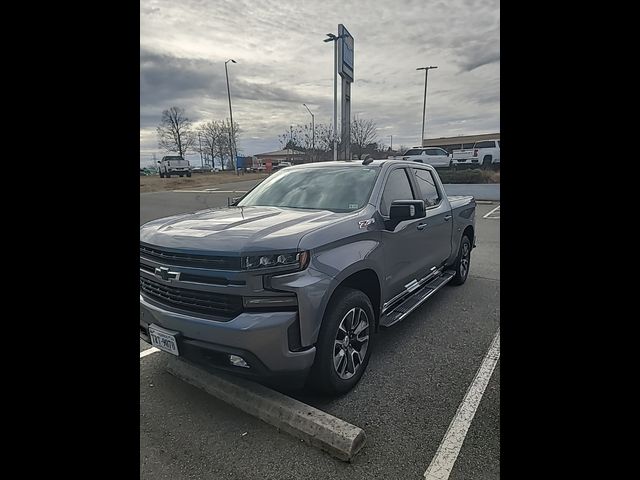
[451,139,500,169]
[158,155,192,178]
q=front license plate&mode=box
[148,325,179,356]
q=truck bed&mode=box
[447,195,475,209]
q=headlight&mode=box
[242,251,310,271]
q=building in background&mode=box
[422,132,500,153]
[253,148,306,166]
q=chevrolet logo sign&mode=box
[154,266,181,281]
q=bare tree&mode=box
[157,107,196,157]
[197,120,240,171]
[351,117,378,159]
[222,119,240,171]
[315,123,339,161]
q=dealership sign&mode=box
[338,24,354,82]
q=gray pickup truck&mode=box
[140,160,476,394]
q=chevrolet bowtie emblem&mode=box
[154,266,180,281]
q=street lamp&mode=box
[416,65,438,146]
[324,32,347,161]
[225,58,237,174]
[303,103,315,161]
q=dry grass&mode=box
[140,172,269,193]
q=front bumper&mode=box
[140,294,316,385]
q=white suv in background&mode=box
[401,147,450,167]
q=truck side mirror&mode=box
[389,200,426,221]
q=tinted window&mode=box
[404,149,422,156]
[463,143,474,149]
[412,168,441,207]
[238,166,380,212]
[475,141,496,148]
[426,148,447,156]
[380,168,414,216]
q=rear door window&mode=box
[380,168,415,216]
[404,149,421,156]
[475,141,496,148]
[412,168,441,207]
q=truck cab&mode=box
[158,155,192,178]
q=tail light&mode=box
[473,149,478,157]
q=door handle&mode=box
[444,215,452,221]
[417,223,427,230]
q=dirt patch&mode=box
[140,172,269,193]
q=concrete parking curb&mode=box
[165,356,366,462]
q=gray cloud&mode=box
[140,0,499,163]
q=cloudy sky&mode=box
[140,0,499,166]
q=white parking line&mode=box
[483,204,500,219]
[140,347,159,359]
[424,329,500,480]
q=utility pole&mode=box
[290,125,293,164]
[198,132,204,167]
[303,103,315,162]
[416,65,438,146]
[225,59,237,174]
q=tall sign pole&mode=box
[338,24,354,160]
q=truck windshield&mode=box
[238,166,380,212]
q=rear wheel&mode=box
[482,156,492,169]
[309,287,374,395]
[450,235,472,285]
[186,172,192,177]
[159,171,164,178]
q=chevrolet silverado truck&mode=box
[140,160,476,394]
[158,155,192,178]
[451,139,500,169]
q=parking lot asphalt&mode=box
[140,181,500,479]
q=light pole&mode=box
[416,65,438,146]
[389,134,393,151]
[198,131,204,168]
[225,59,237,174]
[324,32,347,161]
[303,103,315,161]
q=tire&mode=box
[482,156,492,169]
[450,235,472,286]
[186,172,192,177]
[309,287,374,395]
[159,171,164,178]
[166,173,171,178]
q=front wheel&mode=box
[186,172,192,177]
[450,235,472,285]
[309,287,374,395]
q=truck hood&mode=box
[140,206,352,254]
